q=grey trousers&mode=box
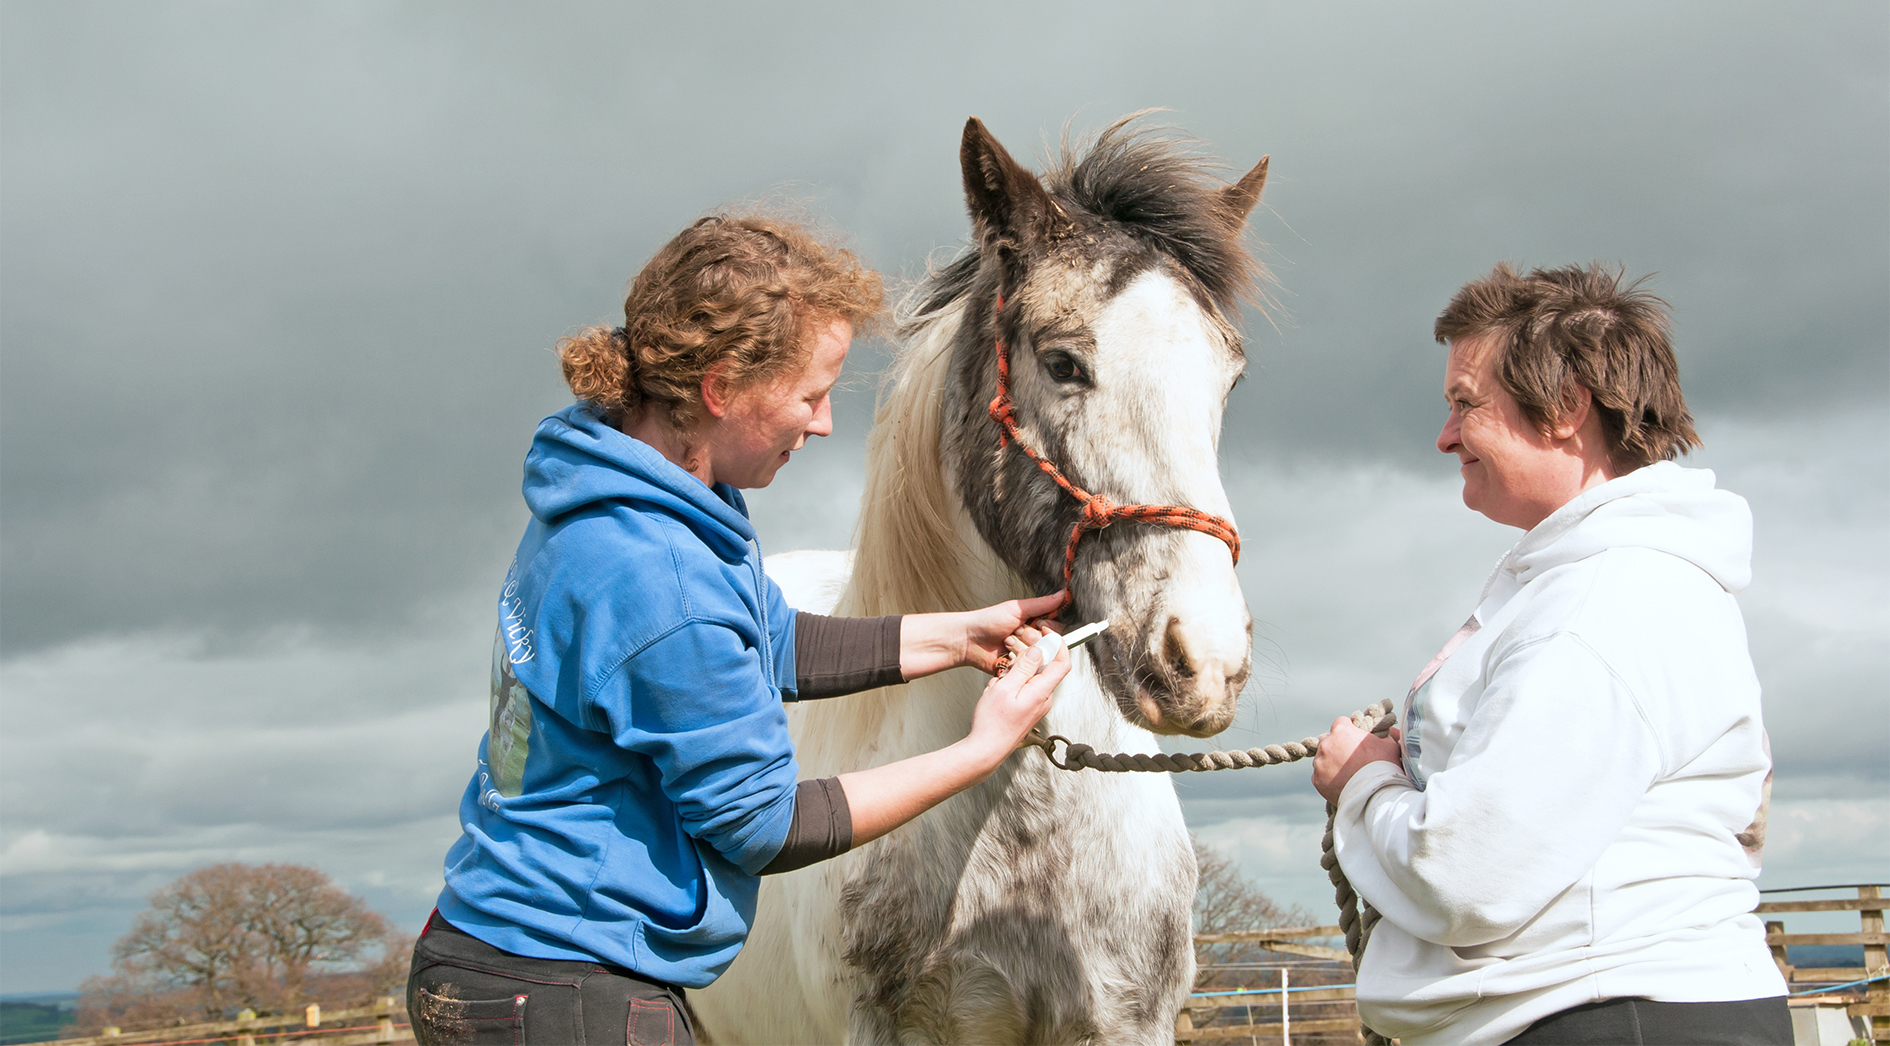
[1505,995,1792,1045]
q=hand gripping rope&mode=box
[989,293,1391,1043]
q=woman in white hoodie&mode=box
[1312,264,1788,1045]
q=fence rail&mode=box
[28,998,410,1046]
[1180,885,1890,1044]
[1762,883,1889,1043]
[1184,924,1357,1043]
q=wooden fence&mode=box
[1179,925,1360,1043]
[1180,884,1890,1044]
[1761,882,1889,1043]
[19,888,1885,1046]
[38,998,411,1046]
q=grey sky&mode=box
[3,0,1885,993]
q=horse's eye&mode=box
[1044,352,1087,384]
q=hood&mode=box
[1503,461,1753,593]
[521,403,755,560]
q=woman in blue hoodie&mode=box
[408,214,1071,1046]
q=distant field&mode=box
[0,1000,77,1045]
[1787,944,1868,970]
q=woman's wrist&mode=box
[898,611,974,679]
[946,733,1012,784]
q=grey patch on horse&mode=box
[840,759,1195,1043]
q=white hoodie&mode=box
[1333,462,1784,1044]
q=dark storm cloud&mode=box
[4,1,1885,655]
[1212,4,1889,466]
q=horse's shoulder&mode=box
[763,548,854,615]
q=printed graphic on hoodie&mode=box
[499,557,535,666]
[484,559,536,806]
[1401,615,1480,792]
[1401,686,1428,791]
[485,628,533,805]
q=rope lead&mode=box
[1025,700,1396,1043]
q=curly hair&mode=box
[1434,262,1701,471]
[558,213,885,432]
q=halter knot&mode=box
[987,393,1016,444]
[1079,495,1118,528]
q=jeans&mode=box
[407,911,694,1046]
[1505,995,1792,1045]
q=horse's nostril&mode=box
[1163,617,1195,679]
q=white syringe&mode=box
[1030,618,1110,660]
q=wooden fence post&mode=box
[376,995,398,1043]
[1861,886,1887,1043]
[1764,920,1790,980]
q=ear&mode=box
[700,361,737,420]
[960,117,1057,247]
[1218,155,1269,228]
[1551,382,1592,441]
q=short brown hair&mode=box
[559,213,885,432]
[1434,262,1701,470]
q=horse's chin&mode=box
[1125,688,1236,738]
[1091,634,1240,738]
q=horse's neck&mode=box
[789,306,1161,779]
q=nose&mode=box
[1159,611,1243,686]
[1437,408,1459,455]
[1154,612,1244,735]
[1149,547,1252,735]
[808,394,834,439]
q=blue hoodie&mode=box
[437,403,801,988]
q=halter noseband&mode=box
[986,293,1241,616]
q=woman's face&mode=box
[1436,334,1573,530]
[705,318,851,489]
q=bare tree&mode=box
[1191,835,1318,990]
[1188,837,1366,1043]
[76,863,396,1031]
[233,864,390,998]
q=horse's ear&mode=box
[961,117,1056,246]
[1218,155,1269,228]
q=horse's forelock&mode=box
[909,116,1263,326]
[1046,116,1263,319]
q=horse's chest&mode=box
[836,778,1195,1041]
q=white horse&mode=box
[693,115,1270,1045]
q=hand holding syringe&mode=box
[992,619,1109,675]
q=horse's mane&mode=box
[841,299,979,618]
[915,113,1264,321]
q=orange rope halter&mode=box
[986,293,1241,615]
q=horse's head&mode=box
[937,115,1266,738]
